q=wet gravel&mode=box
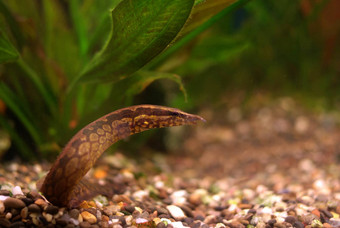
[1,97,340,227]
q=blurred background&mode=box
[0,0,339,161]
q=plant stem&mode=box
[17,58,56,113]
[0,83,42,145]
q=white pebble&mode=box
[160,218,172,225]
[166,205,186,220]
[132,190,148,201]
[0,195,9,201]
[110,218,120,224]
[170,190,188,205]
[216,223,226,228]
[136,218,149,224]
[155,181,164,189]
[12,186,23,195]
[171,221,189,228]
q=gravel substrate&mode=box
[1,97,340,228]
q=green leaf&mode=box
[78,0,194,83]
[0,29,19,63]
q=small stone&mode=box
[171,221,186,228]
[136,217,149,224]
[320,209,333,218]
[0,201,4,214]
[238,203,253,209]
[79,221,91,228]
[20,207,28,219]
[56,218,68,226]
[28,204,41,213]
[26,190,41,200]
[329,218,340,227]
[284,216,296,225]
[204,215,217,224]
[0,190,11,196]
[5,212,12,220]
[124,205,135,213]
[81,211,97,224]
[311,209,321,218]
[44,213,53,222]
[34,198,48,207]
[157,207,169,215]
[69,208,80,219]
[12,186,23,195]
[44,205,59,214]
[4,198,25,209]
[166,205,186,220]
[21,197,34,206]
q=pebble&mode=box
[0,201,4,214]
[3,198,25,209]
[20,206,28,219]
[45,205,59,214]
[166,205,186,220]
[28,203,41,213]
[81,211,97,224]
[1,103,340,228]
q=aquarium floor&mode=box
[1,97,340,228]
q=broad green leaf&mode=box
[0,29,19,63]
[78,0,194,83]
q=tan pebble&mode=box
[0,201,5,213]
[5,212,12,219]
[102,215,109,222]
[331,212,339,218]
[32,216,40,226]
[116,211,124,216]
[78,214,83,223]
[81,211,97,224]
[323,223,332,228]
[125,215,133,226]
[112,194,132,204]
[44,213,53,222]
[238,203,253,209]
[29,212,38,218]
[20,207,28,219]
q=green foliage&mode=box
[0,0,247,159]
[0,29,19,63]
[166,0,340,111]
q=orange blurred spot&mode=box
[94,168,108,179]
[69,120,77,129]
[0,99,6,114]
